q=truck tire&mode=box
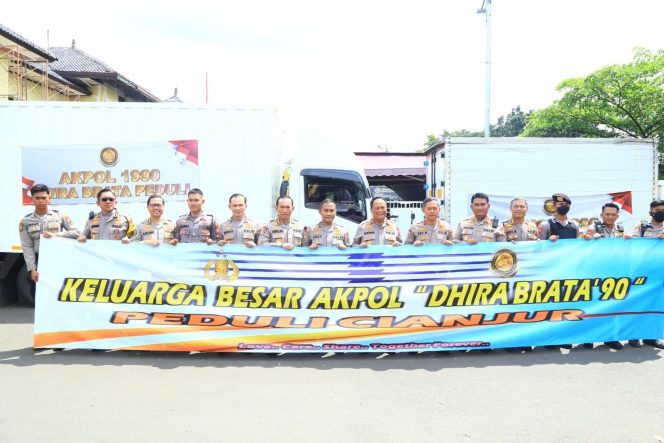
[16,264,35,306]
[0,277,18,306]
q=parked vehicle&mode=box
[0,101,370,305]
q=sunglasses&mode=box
[100,197,115,202]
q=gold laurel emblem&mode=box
[542,199,555,216]
[490,248,519,278]
[204,253,240,282]
[100,147,119,167]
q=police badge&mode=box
[490,248,519,278]
[543,199,555,216]
[100,147,119,167]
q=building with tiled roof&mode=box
[1,23,159,102]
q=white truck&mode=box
[424,137,660,228]
[0,101,370,305]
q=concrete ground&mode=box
[1,304,663,443]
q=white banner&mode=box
[22,140,199,204]
[479,192,633,231]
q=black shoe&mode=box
[643,339,664,349]
[604,341,623,350]
[582,343,594,349]
[559,344,573,349]
[628,340,642,348]
[545,345,559,350]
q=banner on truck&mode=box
[478,192,633,231]
[33,238,664,353]
[22,140,199,204]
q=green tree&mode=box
[424,106,530,149]
[491,106,532,137]
[521,48,664,176]
[424,129,483,149]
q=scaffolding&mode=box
[0,43,81,101]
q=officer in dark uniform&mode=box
[537,193,584,350]
[538,193,582,241]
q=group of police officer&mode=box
[20,184,664,351]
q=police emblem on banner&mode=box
[100,147,119,167]
[204,251,240,281]
[490,248,518,278]
[542,199,555,216]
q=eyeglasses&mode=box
[149,204,163,208]
[100,197,115,202]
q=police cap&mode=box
[552,193,571,204]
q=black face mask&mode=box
[653,212,664,223]
[556,205,570,216]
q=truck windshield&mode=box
[302,171,368,224]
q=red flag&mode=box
[169,140,199,165]
[22,176,34,205]
[609,191,632,214]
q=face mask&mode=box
[556,205,570,216]
[653,212,664,223]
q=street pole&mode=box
[478,0,492,138]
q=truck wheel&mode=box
[16,264,35,307]
[0,277,18,306]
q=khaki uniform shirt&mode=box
[132,218,176,243]
[221,216,261,245]
[587,223,625,238]
[405,219,453,244]
[174,213,220,243]
[633,221,664,238]
[453,216,499,243]
[19,209,80,271]
[83,210,135,241]
[496,219,539,242]
[257,219,305,246]
[304,222,352,248]
[353,219,402,246]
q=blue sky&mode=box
[4,0,664,151]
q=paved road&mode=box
[1,304,663,442]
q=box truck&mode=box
[424,137,659,229]
[0,101,370,305]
